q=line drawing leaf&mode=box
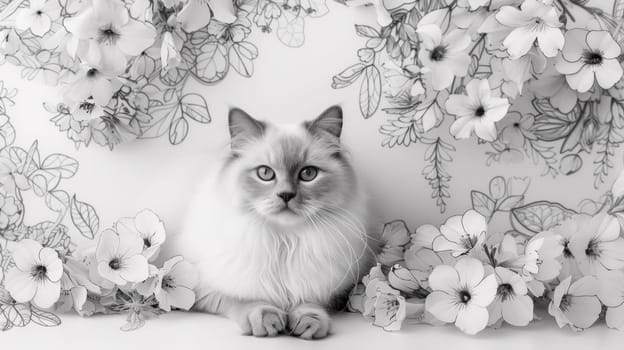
[332,63,366,89]
[228,41,258,77]
[471,190,495,219]
[511,201,576,236]
[355,24,380,38]
[40,153,79,179]
[70,194,99,239]
[30,306,61,327]
[277,12,305,48]
[193,40,229,84]
[359,65,381,119]
[180,93,211,124]
[169,117,189,145]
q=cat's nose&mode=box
[277,192,296,203]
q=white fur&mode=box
[168,126,374,311]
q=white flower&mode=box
[596,270,624,331]
[14,0,59,37]
[62,64,118,108]
[569,213,624,276]
[556,29,623,93]
[417,24,471,91]
[433,209,487,257]
[487,267,534,327]
[95,229,149,285]
[496,0,563,58]
[378,220,411,266]
[425,257,497,334]
[365,279,406,331]
[65,0,157,74]
[116,209,166,262]
[137,256,198,311]
[4,239,62,308]
[178,0,237,32]
[446,79,510,141]
[548,276,601,331]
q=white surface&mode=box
[2,311,624,350]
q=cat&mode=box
[167,105,378,339]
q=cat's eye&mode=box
[299,166,318,182]
[256,166,275,181]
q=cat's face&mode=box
[225,106,356,226]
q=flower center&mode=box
[162,276,175,290]
[86,68,98,78]
[35,10,43,16]
[497,283,514,302]
[560,293,572,312]
[109,258,122,270]
[582,50,604,65]
[79,98,96,114]
[143,238,152,248]
[429,46,447,62]
[458,290,471,304]
[31,265,47,280]
[475,106,486,117]
[585,239,601,260]
[562,239,574,258]
[459,234,479,250]
[98,24,121,44]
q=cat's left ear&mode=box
[305,105,343,139]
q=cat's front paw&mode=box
[239,303,287,337]
[287,304,331,340]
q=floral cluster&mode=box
[334,0,624,212]
[0,0,328,149]
[1,209,198,331]
[349,171,624,334]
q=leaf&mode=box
[471,191,496,219]
[30,173,48,196]
[359,65,381,119]
[121,311,146,332]
[70,195,99,239]
[496,195,524,212]
[511,201,576,235]
[169,117,189,145]
[30,306,61,327]
[193,40,229,84]
[1,302,31,328]
[40,153,79,178]
[355,24,380,38]
[0,115,15,150]
[276,13,305,48]
[331,63,366,89]
[228,41,258,78]
[180,93,211,124]
[488,176,506,200]
[45,190,70,213]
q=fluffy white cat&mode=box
[167,106,377,339]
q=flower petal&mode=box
[162,286,196,311]
[456,257,485,288]
[12,239,42,271]
[606,305,624,331]
[32,280,61,309]
[502,295,533,326]
[565,295,601,329]
[455,304,488,335]
[471,274,497,307]
[117,18,156,56]
[119,254,149,283]
[595,59,623,90]
[428,264,460,293]
[461,210,487,239]
[566,67,595,93]
[169,261,199,289]
[425,291,459,323]
[503,27,537,59]
[39,247,63,282]
[96,229,120,262]
[5,268,37,303]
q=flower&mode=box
[499,112,536,147]
[496,0,563,58]
[4,239,63,308]
[532,64,579,113]
[378,220,411,266]
[64,0,157,74]
[596,270,624,331]
[0,192,19,229]
[137,256,197,311]
[417,24,471,91]
[487,267,534,327]
[178,0,237,32]
[365,279,407,331]
[553,215,586,280]
[387,264,422,293]
[61,63,120,120]
[569,213,624,276]
[446,79,510,141]
[55,256,101,315]
[95,229,149,285]
[433,209,487,257]
[425,257,497,334]
[548,276,601,331]
[14,0,59,37]
[115,209,166,262]
[556,29,623,93]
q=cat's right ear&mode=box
[228,108,265,151]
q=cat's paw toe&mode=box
[288,305,331,340]
[243,304,287,337]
